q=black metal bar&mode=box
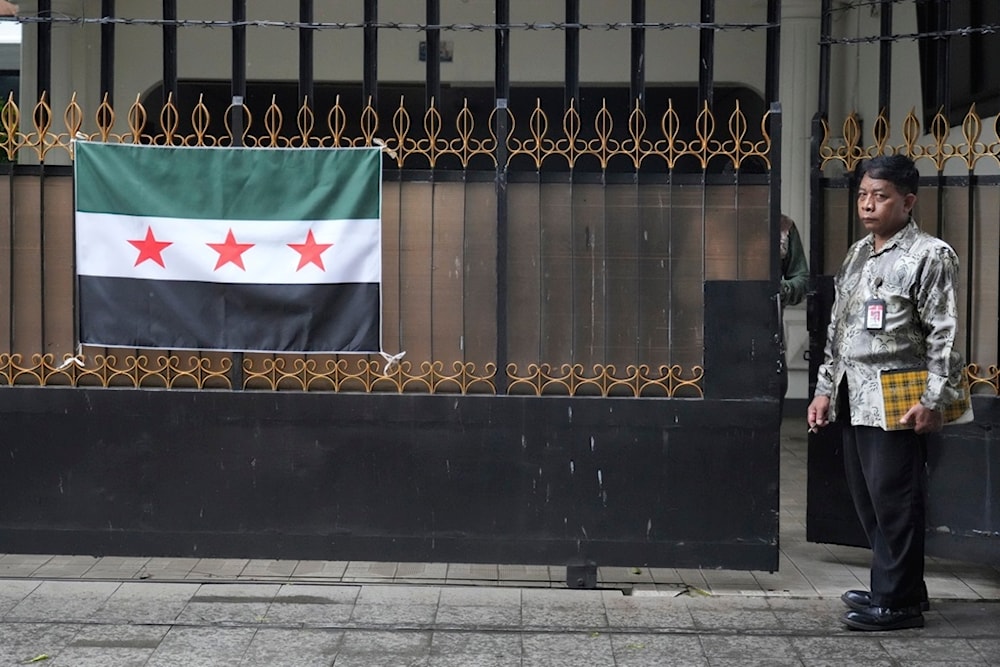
[363,0,378,109]
[495,0,510,102]
[494,0,510,394]
[770,103,782,288]
[818,0,832,116]
[630,0,645,110]
[564,0,579,110]
[698,0,715,110]
[162,0,178,107]
[231,0,246,390]
[965,173,975,359]
[426,0,441,110]
[764,0,779,107]
[298,0,314,106]
[232,0,247,102]
[878,0,892,116]
[37,0,51,101]
[6,170,13,351]
[100,0,115,105]
[935,0,951,121]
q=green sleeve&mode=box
[781,222,809,306]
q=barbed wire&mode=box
[2,14,776,32]
[821,23,1000,45]
[824,0,912,16]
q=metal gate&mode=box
[807,0,1000,566]
[0,1,787,573]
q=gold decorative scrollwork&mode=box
[506,363,705,398]
[966,364,1000,396]
[1,92,775,174]
[820,106,1000,172]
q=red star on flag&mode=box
[288,229,334,271]
[128,226,173,268]
[207,229,255,271]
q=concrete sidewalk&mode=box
[0,418,997,666]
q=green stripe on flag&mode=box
[74,142,381,221]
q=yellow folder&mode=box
[878,367,973,431]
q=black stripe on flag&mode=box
[79,276,381,353]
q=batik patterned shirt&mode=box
[814,220,964,427]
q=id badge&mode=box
[865,298,886,331]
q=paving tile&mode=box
[0,622,84,666]
[879,636,986,663]
[0,579,41,616]
[174,583,281,626]
[396,561,448,582]
[189,558,250,579]
[90,581,200,624]
[136,557,201,581]
[601,595,697,631]
[239,559,299,580]
[789,635,890,663]
[0,554,53,577]
[6,580,121,622]
[333,628,431,661]
[937,602,1000,639]
[439,586,520,607]
[646,567,685,585]
[446,562,499,583]
[434,603,523,629]
[520,605,609,631]
[699,634,798,662]
[262,583,361,626]
[429,630,522,659]
[968,638,1000,664]
[241,627,344,666]
[47,646,154,666]
[597,566,654,585]
[521,632,615,667]
[498,563,551,583]
[144,627,257,667]
[349,603,439,627]
[291,560,349,580]
[342,560,396,581]
[356,584,441,606]
[30,555,100,578]
[78,556,150,580]
[608,633,708,667]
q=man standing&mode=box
[807,154,965,631]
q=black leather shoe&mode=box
[842,606,924,631]
[840,589,930,612]
[841,589,871,611]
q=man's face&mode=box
[857,174,916,240]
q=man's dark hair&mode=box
[859,154,919,195]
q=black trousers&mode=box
[842,423,929,609]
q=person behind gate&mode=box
[806,153,965,632]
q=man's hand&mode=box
[807,395,831,433]
[900,403,943,434]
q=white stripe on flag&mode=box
[76,213,381,285]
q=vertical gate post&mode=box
[494,0,509,395]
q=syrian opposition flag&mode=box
[74,141,382,353]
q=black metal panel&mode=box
[162,0,178,106]
[630,0,645,110]
[426,0,441,110]
[564,0,579,109]
[100,0,115,104]
[705,281,783,401]
[0,387,779,571]
[807,396,1000,567]
[298,0,314,105]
